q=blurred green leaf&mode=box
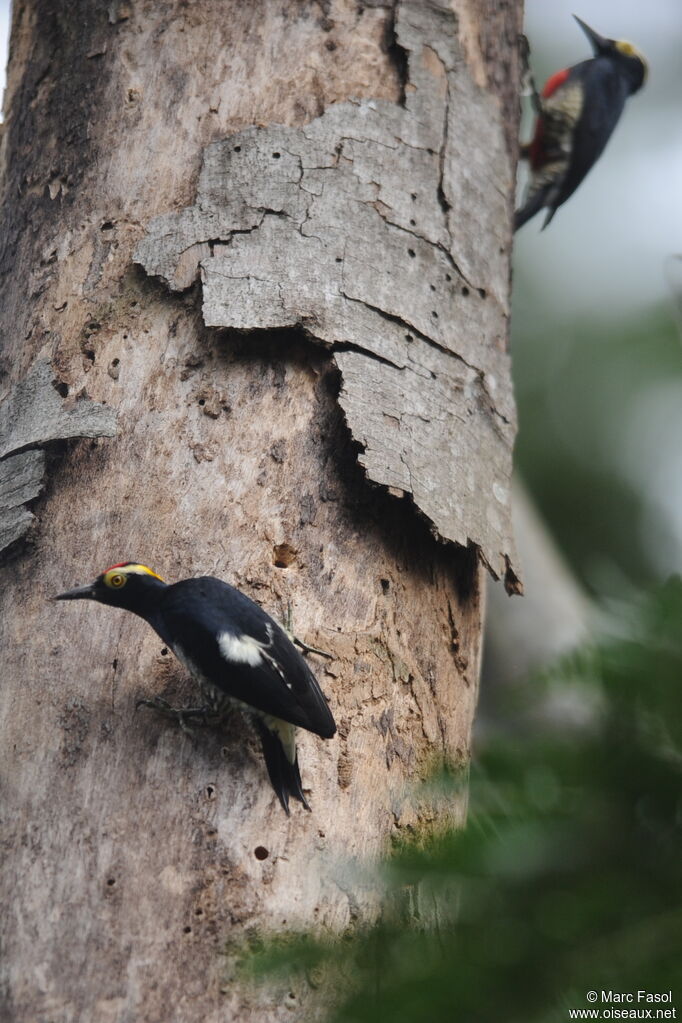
[513,296,681,594]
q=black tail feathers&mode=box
[255,719,310,815]
[514,184,552,231]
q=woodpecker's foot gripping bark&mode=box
[284,600,334,660]
[136,696,227,735]
[519,33,542,114]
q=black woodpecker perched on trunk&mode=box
[55,563,336,814]
[515,16,647,231]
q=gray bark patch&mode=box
[135,0,519,588]
[0,358,117,554]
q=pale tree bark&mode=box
[0,2,522,1021]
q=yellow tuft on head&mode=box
[615,39,648,73]
[126,564,165,581]
[102,563,164,589]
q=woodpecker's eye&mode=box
[106,572,127,589]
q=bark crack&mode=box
[330,340,404,373]
[339,288,503,418]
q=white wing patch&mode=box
[217,627,293,689]
[218,632,265,667]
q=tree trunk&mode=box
[0,2,521,1021]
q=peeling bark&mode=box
[0,358,116,554]
[136,0,519,587]
[0,2,522,1021]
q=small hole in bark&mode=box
[111,357,120,367]
[461,286,470,297]
[381,579,390,593]
[198,398,206,406]
[234,145,241,152]
[430,284,435,291]
[195,907,204,916]
[431,310,438,319]
[446,274,452,281]
[408,249,415,258]
[161,647,168,656]
[325,39,337,51]
[478,288,487,299]
[183,926,192,934]
[254,846,269,860]
[335,257,342,263]
[101,221,115,231]
[112,658,118,670]
[409,219,416,226]
[55,381,69,397]
[405,333,413,342]
[272,152,281,159]
[107,878,116,886]
[273,543,297,568]
[206,785,215,799]
[84,349,95,363]
[411,192,417,201]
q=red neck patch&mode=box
[542,68,570,98]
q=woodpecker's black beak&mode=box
[54,584,97,601]
[574,15,609,54]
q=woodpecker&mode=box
[515,16,647,231]
[55,563,336,814]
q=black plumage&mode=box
[55,563,336,813]
[516,17,646,231]
[155,577,335,736]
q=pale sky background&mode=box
[517,0,682,318]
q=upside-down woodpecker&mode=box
[515,16,647,231]
[54,563,336,814]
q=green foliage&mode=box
[249,581,682,1021]
[512,296,681,593]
